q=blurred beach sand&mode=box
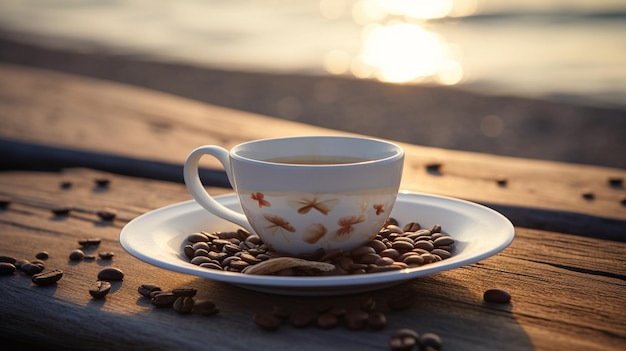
[1,35,625,170]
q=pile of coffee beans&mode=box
[137,284,219,316]
[182,218,455,276]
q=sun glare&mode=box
[325,0,465,85]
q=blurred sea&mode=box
[1,0,625,109]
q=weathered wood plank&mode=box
[1,63,625,232]
[1,169,624,350]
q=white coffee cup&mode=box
[184,135,404,256]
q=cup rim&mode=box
[230,135,404,167]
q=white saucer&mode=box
[119,191,514,296]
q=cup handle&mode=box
[183,146,254,233]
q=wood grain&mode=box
[1,169,624,350]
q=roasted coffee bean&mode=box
[376,257,395,266]
[35,251,49,260]
[403,254,425,266]
[427,225,442,233]
[69,249,85,261]
[414,240,434,251]
[344,309,369,330]
[208,251,229,262]
[389,328,419,351]
[51,207,71,216]
[194,248,210,257]
[0,256,17,264]
[316,312,339,329]
[253,312,282,331]
[367,311,387,330]
[483,289,511,304]
[173,296,195,314]
[151,292,178,307]
[138,284,162,298]
[78,238,101,246]
[32,269,63,285]
[419,332,442,349]
[359,253,382,264]
[433,236,454,247]
[420,253,436,264]
[351,245,376,257]
[199,262,224,270]
[97,267,124,281]
[183,245,195,259]
[380,248,400,259]
[95,178,110,187]
[240,253,261,264]
[187,232,210,243]
[60,181,73,189]
[98,252,115,260]
[21,262,44,275]
[0,196,11,209]
[368,240,388,253]
[194,300,219,316]
[431,249,451,260]
[290,310,316,328]
[0,262,16,275]
[172,287,197,297]
[190,256,214,266]
[403,222,421,232]
[89,280,112,299]
[192,242,211,251]
[97,208,117,221]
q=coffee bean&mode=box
[60,181,73,189]
[138,284,162,298]
[414,240,434,251]
[51,207,71,216]
[78,238,101,246]
[69,249,85,261]
[419,332,442,349]
[97,208,117,221]
[389,328,419,351]
[95,178,110,187]
[194,300,219,316]
[187,232,210,243]
[151,292,178,307]
[97,267,124,281]
[98,252,115,260]
[199,262,224,270]
[0,262,16,275]
[403,222,421,232]
[483,289,511,304]
[172,287,197,297]
[433,236,454,247]
[0,196,11,209]
[35,251,49,260]
[316,312,339,329]
[431,249,451,260]
[173,296,195,314]
[0,256,17,264]
[21,262,45,275]
[253,312,282,331]
[344,309,369,330]
[89,280,112,299]
[290,310,316,328]
[32,269,63,285]
[367,311,387,330]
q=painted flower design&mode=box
[333,215,366,241]
[289,196,338,215]
[373,203,385,215]
[251,192,271,208]
[263,214,296,233]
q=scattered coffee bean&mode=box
[496,176,508,187]
[32,269,63,285]
[21,262,45,275]
[173,296,195,314]
[253,312,282,331]
[0,196,11,209]
[344,309,369,330]
[194,300,219,316]
[97,267,124,281]
[95,178,110,187]
[367,311,387,330]
[419,332,442,350]
[290,310,316,328]
[483,288,511,304]
[389,328,419,351]
[69,249,85,261]
[98,252,115,260]
[608,176,623,187]
[425,162,442,174]
[78,238,101,246]
[0,262,16,275]
[582,191,595,200]
[172,287,197,297]
[151,292,178,307]
[138,284,162,298]
[89,280,112,299]
[97,208,117,221]
[51,207,71,216]
[60,181,73,189]
[0,256,17,264]
[316,312,339,329]
[35,251,49,260]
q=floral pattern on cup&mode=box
[240,190,397,253]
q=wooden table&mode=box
[1,63,625,350]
